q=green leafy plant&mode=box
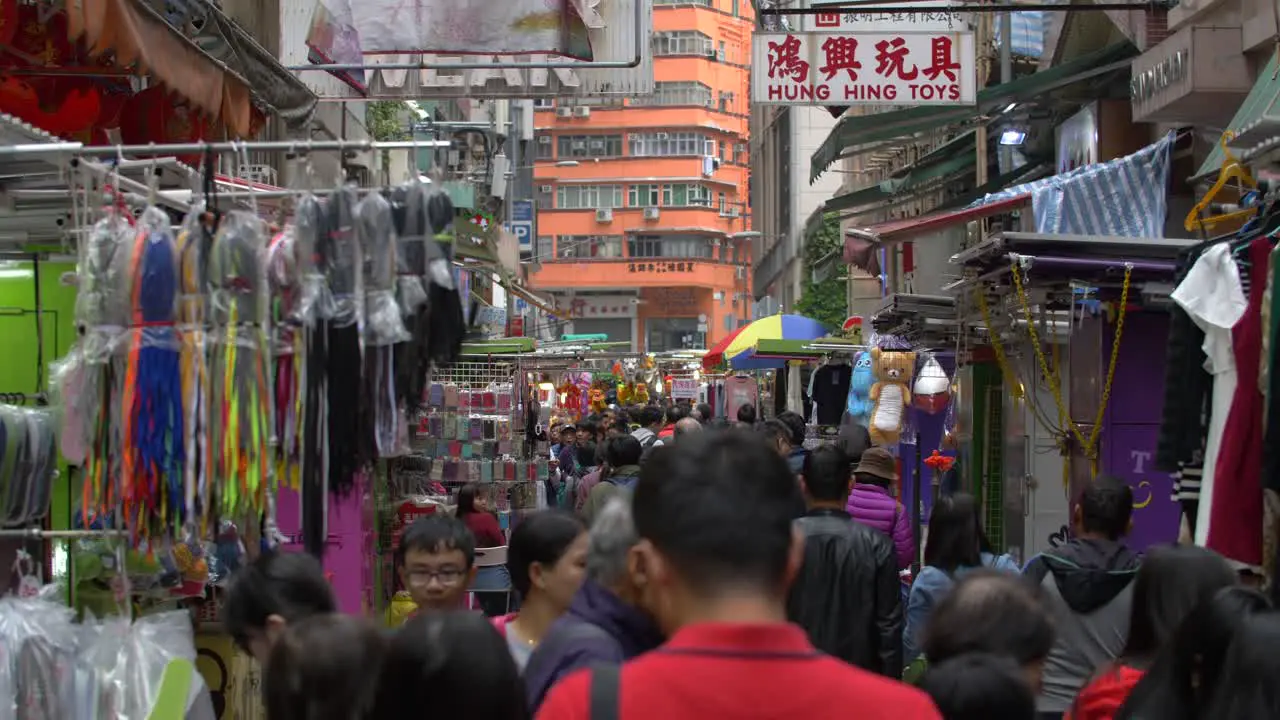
[366,101,407,172]
[793,213,847,329]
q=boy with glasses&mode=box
[398,515,478,614]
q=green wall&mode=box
[0,259,78,531]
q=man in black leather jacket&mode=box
[786,445,904,676]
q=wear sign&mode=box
[752,32,977,106]
[672,378,698,400]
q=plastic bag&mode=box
[75,205,134,331]
[358,192,410,346]
[391,181,429,315]
[321,185,364,329]
[0,594,78,718]
[292,193,329,327]
[208,211,269,332]
[49,346,88,464]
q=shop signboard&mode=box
[1107,425,1180,552]
[805,0,964,33]
[567,295,636,319]
[671,378,698,400]
[752,31,977,106]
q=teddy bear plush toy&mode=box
[869,348,916,446]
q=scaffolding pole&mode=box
[0,139,452,160]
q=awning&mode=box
[843,194,1032,261]
[66,0,255,137]
[1196,53,1280,178]
[825,132,977,213]
[181,3,319,130]
[810,42,1138,182]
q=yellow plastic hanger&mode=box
[1185,131,1258,232]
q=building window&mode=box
[535,136,553,160]
[662,183,712,207]
[718,41,727,61]
[556,185,623,209]
[533,98,554,109]
[653,0,711,5]
[628,234,713,259]
[535,235,554,260]
[557,134,623,158]
[631,82,713,108]
[628,131,712,157]
[652,31,713,57]
[718,192,727,213]
[557,235,623,259]
[536,184,554,210]
[628,184,661,207]
[647,317,702,353]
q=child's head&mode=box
[223,552,337,665]
[919,652,1036,720]
[370,611,526,719]
[397,515,476,611]
[263,614,385,720]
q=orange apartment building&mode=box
[527,0,755,352]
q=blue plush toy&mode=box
[846,351,874,422]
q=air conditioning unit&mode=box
[596,208,614,223]
[728,208,740,218]
[573,106,591,118]
[537,136,551,144]
[736,267,746,279]
[539,184,554,193]
[643,207,660,221]
[556,107,572,118]
[571,140,586,150]
[655,132,669,140]
[589,139,605,149]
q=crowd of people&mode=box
[222,401,1280,719]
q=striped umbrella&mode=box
[702,324,748,370]
[725,314,829,370]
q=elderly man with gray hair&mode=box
[522,497,664,712]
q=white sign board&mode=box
[671,378,698,400]
[566,295,636,319]
[752,31,977,106]
[804,0,965,32]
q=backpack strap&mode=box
[589,664,620,720]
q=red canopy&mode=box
[702,325,747,370]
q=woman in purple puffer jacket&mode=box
[845,445,915,569]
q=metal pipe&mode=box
[289,0,646,72]
[0,528,125,539]
[761,1,1164,12]
[0,139,451,159]
[1016,254,1175,273]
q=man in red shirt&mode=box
[536,431,940,720]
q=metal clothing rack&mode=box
[0,528,124,539]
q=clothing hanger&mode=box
[1185,132,1258,233]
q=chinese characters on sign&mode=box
[628,261,696,273]
[805,0,963,33]
[752,32,977,107]
[568,295,636,319]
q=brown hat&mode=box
[854,447,897,481]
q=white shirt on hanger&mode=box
[1171,242,1247,548]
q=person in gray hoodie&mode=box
[1022,475,1140,720]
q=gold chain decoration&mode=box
[974,286,1023,400]
[1011,259,1133,477]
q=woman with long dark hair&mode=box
[1111,586,1270,720]
[905,493,1018,663]
[1196,610,1280,718]
[492,509,588,670]
[1068,544,1238,720]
